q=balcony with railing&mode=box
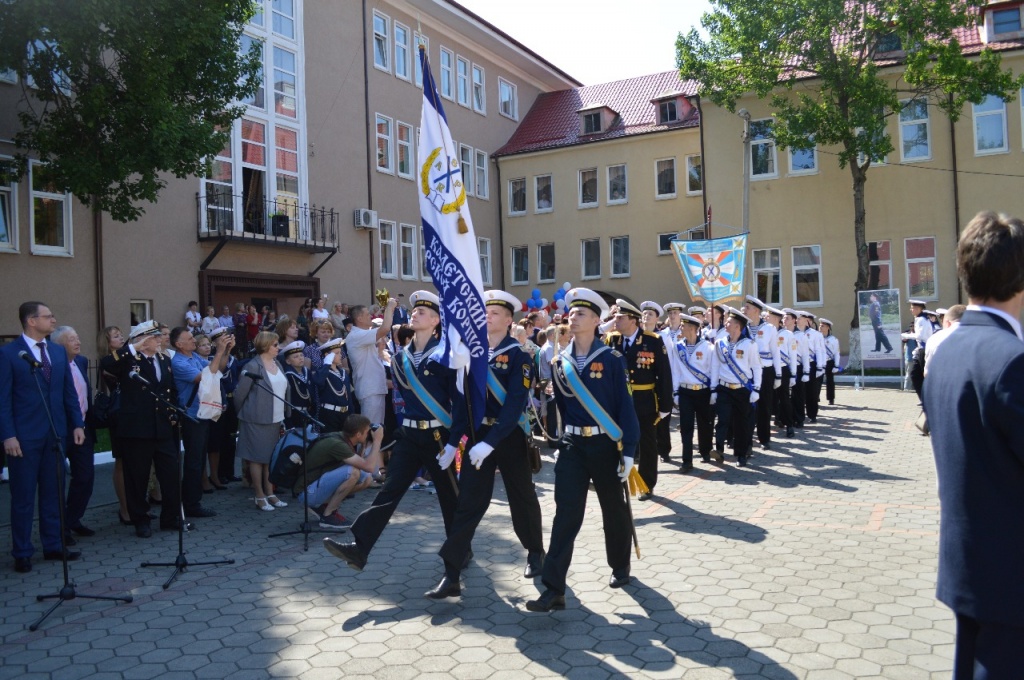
[196,193,339,254]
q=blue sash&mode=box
[676,341,710,387]
[397,350,452,428]
[717,342,755,391]
[485,366,530,435]
[558,351,623,441]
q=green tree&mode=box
[0,0,261,222]
[676,0,1022,332]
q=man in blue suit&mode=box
[924,211,1024,679]
[0,302,86,573]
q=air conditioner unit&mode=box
[354,208,378,229]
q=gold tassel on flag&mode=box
[627,467,649,497]
[457,215,468,234]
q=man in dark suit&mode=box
[868,293,893,353]
[0,302,85,573]
[923,211,1024,678]
[51,326,96,538]
[105,320,182,537]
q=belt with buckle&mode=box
[565,425,604,436]
[321,404,349,412]
[225,392,233,398]
[631,383,655,391]
[677,384,705,391]
[719,382,743,390]
[402,418,442,429]
[481,417,498,426]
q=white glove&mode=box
[832,366,840,374]
[618,456,634,482]
[790,378,796,387]
[816,369,825,379]
[709,392,718,406]
[323,352,335,366]
[773,379,781,389]
[750,391,760,404]
[659,412,670,421]
[468,442,494,468]
[801,374,810,383]
[437,444,457,470]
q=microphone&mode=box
[18,351,41,369]
[129,370,152,386]
[242,370,263,381]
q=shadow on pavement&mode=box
[634,495,768,544]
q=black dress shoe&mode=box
[71,524,96,537]
[63,534,77,547]
[135,524,153,538]
[701,455,710,464]
[14,557,32,573]
[526,589,566,612]
[161,520,195,531]
[609,573,631,589]
[185,506,217,518]
[424,576,462,600]
[712,450,724,462]
[524,551,545,578]
[762,442,771,450]
[44,549,81,561]
[737,457,749,467]
[637,492,652,502]
[786,426,795,438]
[118,512,132,526]
[323,538,367,571]
[681,463,694,473]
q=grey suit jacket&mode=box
[234,358,290,424]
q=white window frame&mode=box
[29,161,72,257]
[657,232,677,255]
[478,237,492,286]
[498,78,518,120]
[990,6,1024,37]
[471,63,486,114]
[271,0,296,40]
[606,164,627,205]
[399,222,417,280]
[658,100,678,124]
[684,154,703,194]
[240,34,265,111]
[581,238,601,279]
[393,21,411,82]
[787,142,818,176]
[791,244,823,307]
[413,33,428,88]
[655,157,677,199]
[973,95,1009,156]
[0,68,17,84]
[752,247,782,306]
[750,118,778,179]
[375,113,393,174]
[378,220,396,279]
[474,150,488,199]
[898,99,932,162]
[272,45,298,119]
[511,245,529,286]
[534,175,552,213]
[372,11,390,73]
[439,47,454,100]
[396,122,413,180]
[130,300,153,324]
[583,111,601,134]
[419,226,431,282]
[508,178,526,216]
[610,235,630,278]
[459,144,474,196]
[0,157,18,253]
[537,242,556,283]
[578,168,598,208]
[456,56,470,108]
[905,236,938,302]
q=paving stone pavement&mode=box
[0,387,952,679]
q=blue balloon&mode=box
[532,288,542,300]
[553,289,565,300]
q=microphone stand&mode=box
[246,375,331,551]
[26,357,132,631]
[134,374,235,589]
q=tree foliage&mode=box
[676,0,1023,323]
[0,0,261,222]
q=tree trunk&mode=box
[848,164,869,369]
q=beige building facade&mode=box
[0,0,577,355]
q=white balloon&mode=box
[540,298,548,308]
[562,282,571,291]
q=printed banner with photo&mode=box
[670,233,748,304]
[857,288,901,359]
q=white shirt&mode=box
[311,308,330,320]
[710,336,762,389]
[22,334,51,364]
[776,329,798,374]
[750,321,782,373]
[201,316,221,335]
[185,310,201,330]
[267,367,287,423]
[901,314,934,345]
[346,325,387,397]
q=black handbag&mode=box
[92,386,121,429]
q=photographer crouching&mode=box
[295,415,379,530]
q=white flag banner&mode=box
[417,47,488,426]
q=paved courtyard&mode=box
[0,386,950,679]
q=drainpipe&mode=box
[948,93,962,304]
[495,158,505,289]
[361,0,376,302]
[92,199,105,335]
[694,95,709,237]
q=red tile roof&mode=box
[494,70,700,158]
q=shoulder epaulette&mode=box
[643,331,661,339]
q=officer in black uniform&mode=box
[424,290,545,600]
[105,320,182,537]
[604,299,673,500]
[323,291,460,571]
[527,288,640,612]
[313,337,352,434]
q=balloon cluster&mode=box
[551,281,572,314]
[522,282,573,313]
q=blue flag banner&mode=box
[670,233,749,304]
[417,47,488,427]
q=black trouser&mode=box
[825,360,836,403]
[633,391,659,492]
[65,434,95,530]
[910,349,925,400]
[873,326,892,352]
[806,361,821,421]
[677,387,712,465]
[954,613,1024,680]
[440,427,543,578]
[541,434,631,595]
[792,365,806,426]
[215,403,238,480]
[776,367,794,427]
[121,436,180,527]
[716,387,753,461]
[349,427,459,556]
[319,408,349,434]
[756,366,776,445]
[180,418,210,511]
[656,411,673,461]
